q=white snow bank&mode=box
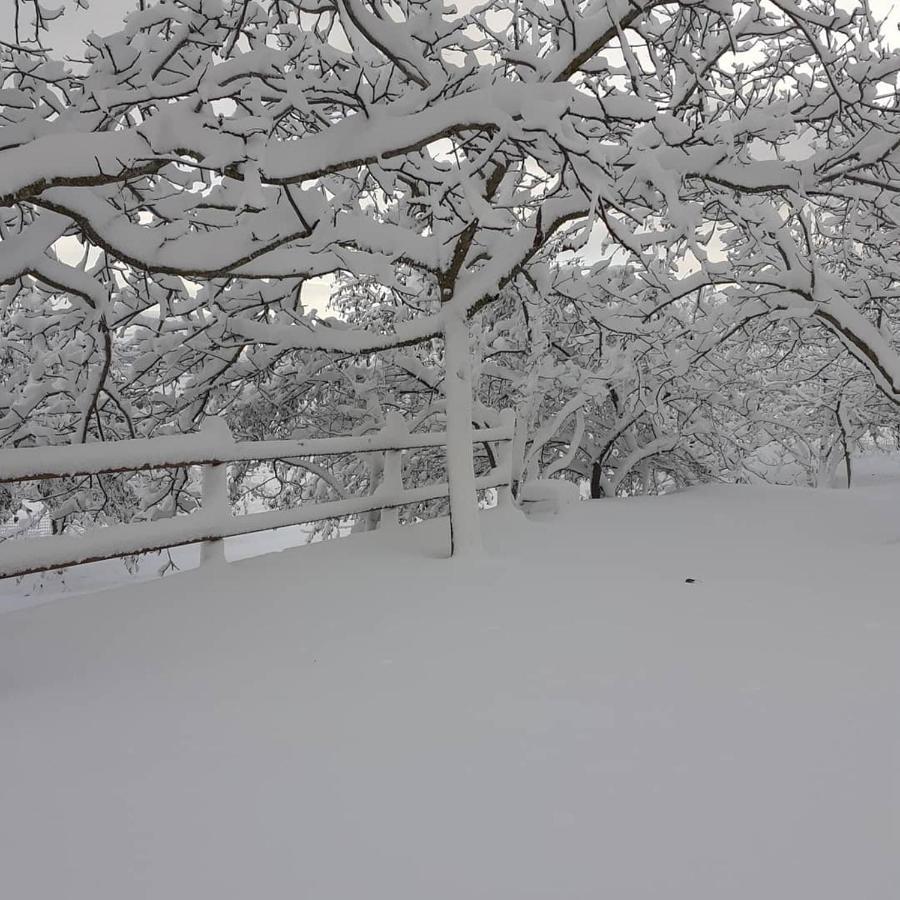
[518,477,582,514]
[0,523,315,615]
[1,479,898,900]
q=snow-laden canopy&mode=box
[3,0,900,549]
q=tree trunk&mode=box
[590,460,604,499]
[443,312,482,556]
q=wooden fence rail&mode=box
[0,410,516,580]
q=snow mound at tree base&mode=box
[518,477,582,515]
[2,478,898,900]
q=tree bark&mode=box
[443,312,482,556]
[590,460,604,499]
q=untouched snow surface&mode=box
[2,473,898,899]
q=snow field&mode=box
[1,473,898,899]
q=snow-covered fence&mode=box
[0,410,516,579]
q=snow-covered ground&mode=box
[1,461,898,899]
[0,523,316,615]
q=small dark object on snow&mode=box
[685,578,696,583]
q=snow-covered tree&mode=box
[4,0,900,552]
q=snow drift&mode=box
[1,472,898,899]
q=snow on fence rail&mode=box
[0,410,516,580]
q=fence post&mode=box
[200,416,232,566]
[496,408,517,510]
[379,412,407,530]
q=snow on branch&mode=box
[3,0,900,541]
